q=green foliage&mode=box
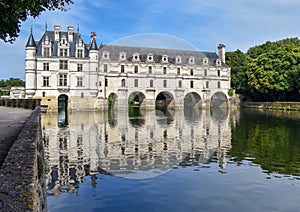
[0,78,25,88]
[0,0,73,42]
[246,45,300,101]
[226,50,251,94]
[227,88,234,97]
[228,37,300,101]
[247,37,300,59]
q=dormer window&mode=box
[203,57,209,65]
[147,54,153,62]
[216,58,221,66]
[61,35,68,46]
[43,47,50,56]
[77,49,83,58]
[102,51,110,59]
[44,35,50,45]
[59,48,68,57]
[176,56,182,64]
[78,38,83,47]
[189,56,195,64]
[133,53,140,61]
[119,52,127,61]
[162,55,168,63]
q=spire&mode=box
[90,38,98,50]
[26,27,36,47]
[90,32,98,50]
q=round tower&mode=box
[25,29,37,98]
[89,32,99,96]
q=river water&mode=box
[41,107,300,212]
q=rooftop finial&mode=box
[77,24,80,34]
[30,26,32,34]
[45,21,48,31]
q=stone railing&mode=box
[0,106,47,211]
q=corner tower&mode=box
[25,29,37,98]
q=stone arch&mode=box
[156,91,175,109]
[108,93,118,109]
[211,92,228,108]
[184,92,202,109]
[128,91,146,109]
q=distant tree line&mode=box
[0,78,25,88]
[226,38,300,101]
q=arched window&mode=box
[178,80,182,88]
[163,67,167,74]
[190,69,194,76]
[150,79,153,87]
[217,69,221,77]
[121,79,126,87]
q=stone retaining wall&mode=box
[242,101,300,111]
[0,107,46,211]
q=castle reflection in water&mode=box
[42,107,238,195]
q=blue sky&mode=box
[1,0,300,80]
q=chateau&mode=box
[25,25,231,112]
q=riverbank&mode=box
[242,101,300,111]
[0,105,46,211]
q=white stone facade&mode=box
[25,26,231,112]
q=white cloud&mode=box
[1,0,300,79]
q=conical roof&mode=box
[90,38,98,50]
[26,31,36,47]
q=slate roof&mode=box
[26,32,36,47]
[90,38,98,50]
[99,44,225,66]
[35,31,89,58]
[30,29,228,67]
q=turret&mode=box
[89,32,99,93]
[25,29,37,98]
[89,32,98,61]
[218,44,226,63]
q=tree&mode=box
[226,50,251,95]
[0,78,25,87]
[246,45,300,101]
[0,0,73,43]
[247,38,300,59]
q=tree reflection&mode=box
[230,109,300,176]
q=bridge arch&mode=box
[184,92,202,109]
[128,91,146,109]
[211,92,228,108]
[155,91,175,109]
[108,93,118,109]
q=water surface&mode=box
[42,108,300,212]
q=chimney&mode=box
[68,26,74,43]
[54,25,60,41]
[218,44,226,63]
